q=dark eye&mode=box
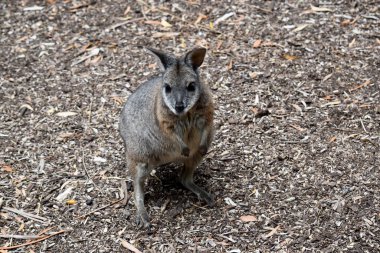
[187,82,196,92]
[164,83,172,93]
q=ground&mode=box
[0,0,379,252]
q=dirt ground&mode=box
[1,0,379,252]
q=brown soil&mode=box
[1,1,379,252]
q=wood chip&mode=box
[120,239,143,253]
[240,215,257,222]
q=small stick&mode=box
[2,207,49,224]
[0,230,66,250]
[0,234,43,240]
[108,18,145,30]
[78,199,122,219]
[88,97,93,124]
[23,226,57,244]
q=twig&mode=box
[360,118,368,133]
[2,207,49,224]
[190,203,208,210]
[0,234,43,240]
[216,234,237,243]
[36,226,56,236]
[82,150,92,182]
[88,97,93,124]
[108,18,145,30]
[25,226,56,244]
[78,199,123,219]
[0,230,66,250]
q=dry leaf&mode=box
[145,20,161,26]
[216,40,223,50]
[224,197,237,206]
[240,215,257,222]
[111,96,124,105]
[264,226,280,238]
[249,72,258,79]
[56,187,73,202]
[322,73,333,82]
[56,112,78,117]
[292,24,309,33]
[290,124,306,132]
[93,156,107,163]
[66,199,77,205]
[261,41,274,47]
[161,19,172,28]
[2,165,14,172]
[18,222,25,232]
[253,40,262,48]
[20,104,33,111]
[321,100,341,107]
[227,60,233,71]
[348,38,356,48]
[292,104,303,112]
[120,239,143,253]
[329,136,337,143]
[58,132,75,139]
[124,6,131,16]
[87,55,102,65]
[214,12,235,25]
[180,37,186,48]
[71,48,100,66]
[251,107,258,114]
[23,6,44,11]
[152,32,180,38]
[349,80,371,92]
[310,5,333,12]
[209,21,214,29]
[194,13,207,25]
[341,19,352,26]
[283,54,300,60]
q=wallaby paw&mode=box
[136,210,151,231]
[181,147,190,157]
[200,192,214,207]
[199,145,208,156]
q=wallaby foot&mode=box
[182,180,214,206]
[135,208,151,230]
[180,153,214,206]
[132,162,151,230]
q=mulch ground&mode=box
[1,1,379,252]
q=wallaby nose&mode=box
[175,102,185,113]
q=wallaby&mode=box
[119,47,214,229]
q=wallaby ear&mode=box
[145,47,175,71]
[184,47,206,70]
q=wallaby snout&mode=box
[175,101,185,113]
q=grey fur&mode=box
[119,47,214,229]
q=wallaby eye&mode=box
[187,82,196,92]
[164,83,172,93]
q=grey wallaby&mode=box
[119,47,214,229]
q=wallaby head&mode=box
[146,47,206,116]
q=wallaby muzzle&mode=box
[175,102,185,113]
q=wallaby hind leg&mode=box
[130,162,151,229]
[180,152,214,206]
